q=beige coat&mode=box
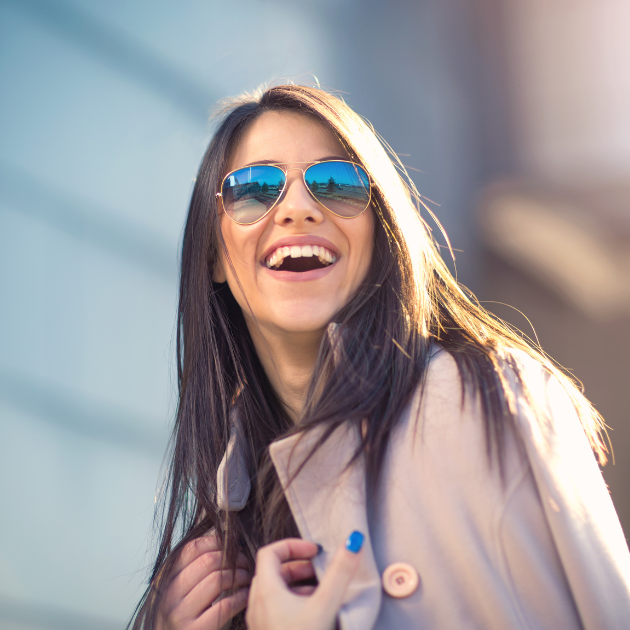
[220,349,630,629]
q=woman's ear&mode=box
[213,257,227,283]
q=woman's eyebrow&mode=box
[242,155,349,167]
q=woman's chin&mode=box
[270,317,334,336]
[258,307,337,336]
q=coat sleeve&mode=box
[508,350,630,629]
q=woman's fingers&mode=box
[290,584,316,596]
[171,535,222,577]
[256,538,319,580]
[254,539,318,595]
[163,569,251,627]
[196,587,250,630]
[280,559,316,585]
[165,538,251,608]
[171,536,249,580]
[246,533,364,630]
[168,550,223,601]
[312,531,364,612]
[169,550,249,599]
[184,568,252,616]
[157,535,253,630]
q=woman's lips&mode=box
[261,262,337,282]
[265,243,337,269]
[261,235,340,263]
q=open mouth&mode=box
[265,244,338,272]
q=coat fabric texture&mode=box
[217,348,630,629]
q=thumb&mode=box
[313,531,364,613]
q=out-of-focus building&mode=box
[475,0,630,538]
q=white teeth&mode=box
[265,244,338,269]
[318,249,334,265]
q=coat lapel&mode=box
[269,423,382,630]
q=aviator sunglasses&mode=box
[216,160,371,225]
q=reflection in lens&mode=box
[222,165,284,223]
[306,161,370,217]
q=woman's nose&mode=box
[273,171,324,226]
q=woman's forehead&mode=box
[226,110,349,172]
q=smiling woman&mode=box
[213,111,374,404]
[130,85,630,630]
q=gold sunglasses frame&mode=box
[216,160,372,225]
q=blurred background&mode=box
[0,0,628,627]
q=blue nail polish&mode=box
[316,543,324,555]
[345,531,364,553]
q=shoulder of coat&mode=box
[417,345,550,428]
[421,347,466,408]
[402,349,475,440]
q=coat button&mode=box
[382,562,420,598]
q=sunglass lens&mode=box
[305,161,370,217]
[222,165,284,223]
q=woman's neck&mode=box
[245,319,323,422]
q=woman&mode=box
[130,84,630,630]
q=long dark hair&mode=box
[130,84,607,629]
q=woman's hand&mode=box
[156,534,251,630]
[246,532,364,630]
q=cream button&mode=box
[382,562,420,598]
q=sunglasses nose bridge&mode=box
[278,166,311,197]
[272,169,327,227]
[281,166,307,184]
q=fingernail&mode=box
[315,543,324,555]
[345,531,364,554]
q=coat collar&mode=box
[269,423,382,630]
[216,408,252,511]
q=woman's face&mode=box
[216,110,374,337]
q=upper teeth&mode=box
[265,244,338,269]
